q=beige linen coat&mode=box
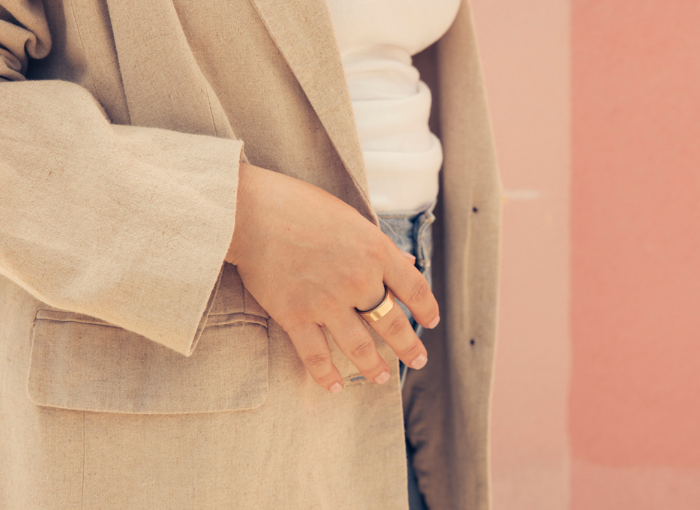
[0,0,501,509]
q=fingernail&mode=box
[428,316,440,329]
[329,382,343,393]
[411,353,428,370]
[374,370,390,384]
[400,250,416,262]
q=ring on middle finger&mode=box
[356,285,394,322]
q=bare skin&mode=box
[226,162,440,392]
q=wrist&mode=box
[226,161,258,265]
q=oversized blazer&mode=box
[0,0,501,509]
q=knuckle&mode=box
[353,233,387,270]
[311,289,340,313]
[349,338,375,359]
[279,302,311,326]
[303,352,331,370]
[284,310,306,328]
[385,315,409,337]
[409,279,430,304]
[345,270,371,293]
[364,235,386,262]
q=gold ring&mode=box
[356,285,394,322]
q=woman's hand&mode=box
[226,162,440,392]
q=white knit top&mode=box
[328,0,461,212]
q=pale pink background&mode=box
[470,1,700,508]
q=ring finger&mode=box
[325,313,391,384]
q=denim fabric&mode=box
[377,200,435,510]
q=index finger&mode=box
[382,242,439,329]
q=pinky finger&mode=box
[286,323,343,393]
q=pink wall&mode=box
[472,0,700,508]
[570,1,700,508]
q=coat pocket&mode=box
[26,309,269,414]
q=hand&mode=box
[226,162,440,392]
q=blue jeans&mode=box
[377,200,435,510]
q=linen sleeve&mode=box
[0,3,243,356]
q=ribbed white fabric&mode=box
[328,0,461,212]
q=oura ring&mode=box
[356,285,394,322]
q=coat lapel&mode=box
[106,0,236,140]
[248,0,375,220]
[107,0,374,220]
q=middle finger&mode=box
[362,291,428,370]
